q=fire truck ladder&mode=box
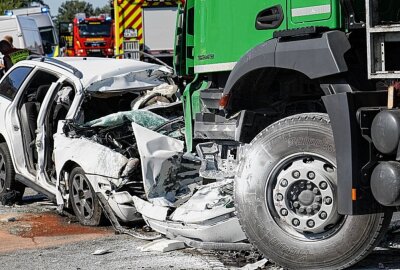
[366,0,400,79]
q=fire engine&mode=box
[113,0,182,64]
[60,13,114,57]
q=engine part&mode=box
[121,158,140,177]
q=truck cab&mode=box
[173,1,400,269]
[68,14,114,57]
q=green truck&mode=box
[173,0,400,269]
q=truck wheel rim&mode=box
[72,173,94,219]
[0,153,6,193]
[267,154,343,240]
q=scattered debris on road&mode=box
[0,216,16,223]
[92,249,113,255]
[137,239,186,253]
[240,258,269,270]
[0,190,22,206]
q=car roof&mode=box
[17,57,166,91]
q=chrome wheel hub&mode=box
[272,156,339,235]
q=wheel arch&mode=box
[57,160,81,194]
[59,160,80,176]
[223,30,352,113]
[0,133,6,143]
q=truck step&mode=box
[200,88,223,111]
[273,26,329,39]
[194,113,236,140]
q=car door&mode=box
[2,66,34,177]
[35,79,64,190]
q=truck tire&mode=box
[235,113,392,270]
[69,167,103,226]
[0,142,25,202]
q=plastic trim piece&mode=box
[223,31,351,99]
[194,62,237,73]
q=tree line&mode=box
[0,0,112,22]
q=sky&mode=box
[47,0,109,15]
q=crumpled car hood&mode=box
[85,65,172,93]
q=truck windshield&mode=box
[78,22,111,37]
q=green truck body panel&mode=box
[177,0,344,151]
[183,0,342,75]
[193,0,288,73]
[182,76,209,151]
[288,0,341,28]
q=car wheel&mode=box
[0,142,25,201]
[235,113,392,270]
[69,167,103,226]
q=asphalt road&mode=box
[0,189,228,270]
[1,189,400,270]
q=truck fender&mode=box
[322,92,388,215]
[223,30,351,97]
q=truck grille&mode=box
[84,42,106,47]
[87,51,104,57]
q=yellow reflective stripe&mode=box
[9,50,29,64]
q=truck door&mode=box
[191,0,288,74]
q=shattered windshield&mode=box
[84,110,167,129]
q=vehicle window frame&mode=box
[16,67,61,110]
[39,27,57,45]
[0,66,34,101]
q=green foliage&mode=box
[0,1,49,14]
[94,5,111,16]
[57,0,94,23]
[0,0,25,14]
[22,1,47,7]
[57,0,113,23]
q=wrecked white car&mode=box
[0,57,247,248]
[0,57,173,222]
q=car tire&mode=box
[235,113,392,270]
[69,167,103,226]
[0,142,25,202]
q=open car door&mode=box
[35,80,65,196]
